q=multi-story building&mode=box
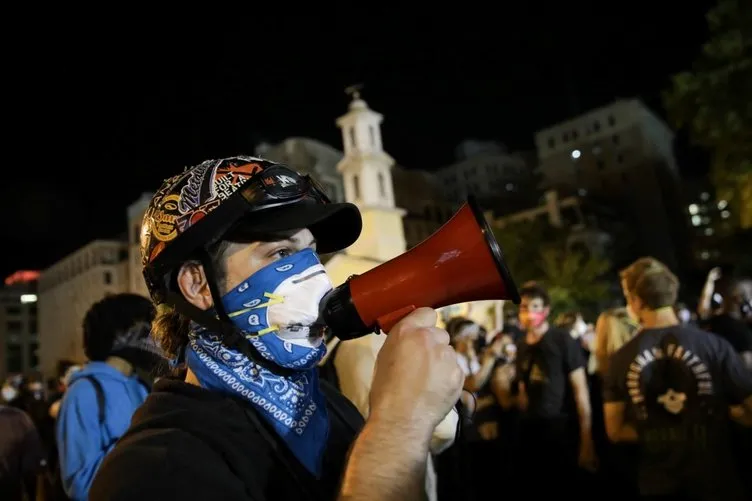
[434,140,535,205]
[682,178,738,268]
[37,241,129,375]
[0,271,40,379]
[534,98,689,271]
[37,196,151,377]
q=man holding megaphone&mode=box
[89,156,518,501]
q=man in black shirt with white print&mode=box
[604,257,752,501]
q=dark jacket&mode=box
[90,375,364,501]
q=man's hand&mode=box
[369,307,464,438]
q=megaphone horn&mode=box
[321,196,520,339]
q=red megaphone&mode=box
[320,196,520,339]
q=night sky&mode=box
[2,4,715,279]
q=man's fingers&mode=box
[391,307,438,333]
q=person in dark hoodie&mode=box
[89,156,464,501]
[55,293,163,501]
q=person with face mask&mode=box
[508,282,597,497]
[89,156,463,501]
[1,376,22,404]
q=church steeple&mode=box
[336,85,396,209]
[335,86,406,262]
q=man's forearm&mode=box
[339,417,430,501]
[575,395,593,442]
[464,356,495,392]
[611,423,639,442]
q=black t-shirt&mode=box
[701,313,752,354]
[604,325,752,500]
[89,376,364,501]
[515,327,586,420]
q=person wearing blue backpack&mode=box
[55,293,166,501]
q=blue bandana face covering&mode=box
[185,248,332,476]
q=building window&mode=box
[104,271,112,285]
[6,320,22,332]
[6,306,20,315]
[29,320,37,333]
[6,344,22,372]
[593,121,601,132]
[349,127,356,149]
[369,126,376,147]
[352,175,360,199]
[548,137,555,148]
[378,172,386,198]
[562,132,569,142]
[572,130,579,140]
[608,115,616,126]
[613,134,620,145]
[597,160,606,170]
[616,153,624,164]
[622,172,628,182]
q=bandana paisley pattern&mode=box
[185,249,332,477]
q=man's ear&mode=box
[176,261,213,310]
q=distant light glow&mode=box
[704,228,714,236]
[4,270,40,286]
[571,149,581,159]
[688,204,699,215]
[20,294,37,304]
[578,189,587,196]
[717,200,728,210]
[721,210,730,219]
[701,251,710,260]
[691,215,702,226]
[700,192,710,201]
[505,183,514,191]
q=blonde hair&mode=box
[594,307,637,375]
[620,257,679,310]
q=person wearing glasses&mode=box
[89,156,463,501]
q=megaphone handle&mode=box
[376,305,417,333]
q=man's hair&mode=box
[518,281,550,307]
[83,293,156,361]
[151,240,231,359]
[620,257,679,310]
[554,311,582,331]
[719,276,752,311]
[445,317,475,340]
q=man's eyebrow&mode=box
[258,236,316,247]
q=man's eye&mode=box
[271,248,293,260]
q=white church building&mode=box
[319,90,504,333]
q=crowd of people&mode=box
[1,155,751,501]
[432,266,752,501]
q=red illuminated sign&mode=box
[4,270,40,286]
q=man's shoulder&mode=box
[90,425,245,500]
[0,404,33,427]
[544,327,577,347]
